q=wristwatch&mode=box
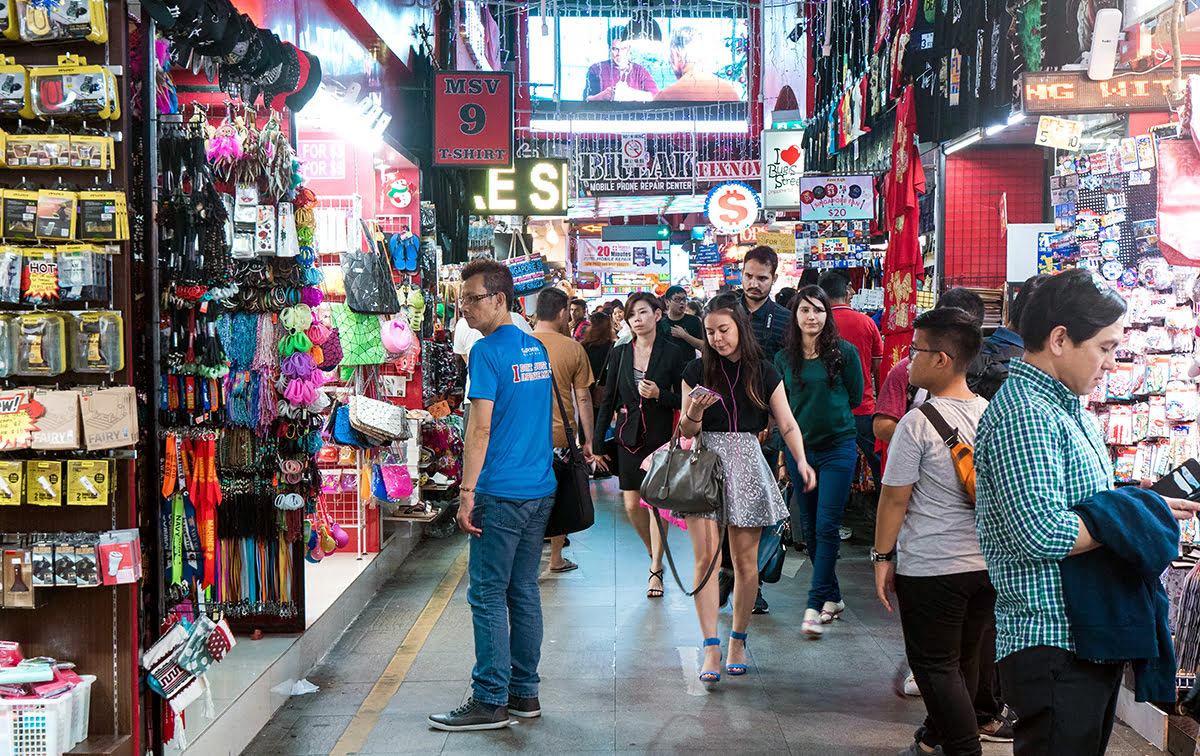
[870,547,896,562]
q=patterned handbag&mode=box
[317,329,343,370]
[348,395,411,442]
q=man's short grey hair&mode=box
[669,26,704,66]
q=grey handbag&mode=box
[640,431,725,514]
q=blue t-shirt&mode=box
[468,325,557,499]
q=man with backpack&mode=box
[965,275,1049,401]
[873,307,994,756]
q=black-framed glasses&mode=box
[668,296,687,304]
[908,345,944,359]
[459,292,498,307]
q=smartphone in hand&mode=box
[687,385,720,402]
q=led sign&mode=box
[1020,70,1196,115]
[471,159,569,216]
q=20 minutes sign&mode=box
[434,71,514,168]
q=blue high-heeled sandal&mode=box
[727,630,748,675]
[700,637,721,685]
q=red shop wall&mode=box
[944,147,1045,288]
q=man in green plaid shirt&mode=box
[975,270,1199,755]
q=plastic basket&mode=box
[68,676,95,747]
[0,694,72,756]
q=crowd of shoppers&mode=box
[431,258,1200,756]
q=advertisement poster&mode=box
[755,231,796,257]
[761,129,804,209]
[799,175,875,221]
[577,238,670,275]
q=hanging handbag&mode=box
[341,219,402,315]
[348,395,411,442]
[642,429,727,596]
[544,372,595,538]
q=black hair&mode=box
[664,285,687,301]
[1010,274,1050,332]
[1020,269,1128,352]
[818,270,851,300]
[783,285,844,389]
[535,287,569,322]
[743,245,779,275]
[936,287,985,326]
[461,258,515,311]
[701,293,768,408]
[570,298,587,309]
[798,267,820,288]
[913,307,983,372]
[625,291,663,315]
[775,287,797,308]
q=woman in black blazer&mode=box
[595,291,689,598]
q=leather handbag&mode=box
[544,372,595,538]
[758,518,788,584]
[640,431,725,514]
[348,395,411,442]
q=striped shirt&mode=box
[975,359,1113,661]
[744,295,790,362]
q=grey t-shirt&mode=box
[882,395,989,577]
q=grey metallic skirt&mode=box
[677,431,788,528]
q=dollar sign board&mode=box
[705,181,761,235]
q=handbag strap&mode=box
[549,367,584,460]
[653,508,724,597]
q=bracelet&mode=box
[685,413,701,423]
[460,486,475,493]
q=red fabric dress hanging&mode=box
[882,84,926,380]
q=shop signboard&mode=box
[799,175,874,221]
[761,129,804,209]
[1021,69,1191,115]
[695,243,720,265]
[577,238,670,276]
[575,140,696,196]
[470,158,569,215]
[696,265,724,291]
[433,71,514,167]
[705,181,761,235]
[297,140,346,180]
[1035,116,1083,151]
[755,230,796,257]
[697,160,761,183]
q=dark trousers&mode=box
[998,646,1123,756]
[895,570,997,756]
[854,413,881,494]
[974,620,1003,725]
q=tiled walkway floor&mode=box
[244,479,1164,755]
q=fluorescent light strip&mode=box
[531,118,748,134]
[944,130,983,155]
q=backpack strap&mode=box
[917,402,960,448]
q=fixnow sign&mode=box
[696,160,761,183]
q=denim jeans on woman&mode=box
[467,491,556,706]
[786,438,857,611]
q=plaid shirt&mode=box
[975,360,1113,660]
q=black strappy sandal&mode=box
[647,569,664,599]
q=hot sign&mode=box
[705,181,761,236]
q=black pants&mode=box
[998,646,1123,756]
[895,570,997,756]
[974,619,1003,725]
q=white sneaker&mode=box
[903,670,921,696]
[819,600,846,624]
[839,526,853,540]
[802,608,824,638]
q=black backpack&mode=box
[967,340,1025,400]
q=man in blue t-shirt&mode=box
[429,259,557,732]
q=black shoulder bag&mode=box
[544,372,595,537]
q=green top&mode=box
[774,340,863,450]
[975,359,1112,661]
[658,313,703,355]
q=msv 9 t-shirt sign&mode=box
[799,175,874,221]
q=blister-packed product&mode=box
[71,309,122,373]
[14,311,67,376]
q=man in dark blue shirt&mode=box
[429,260,556,732]
[740,245,790,362]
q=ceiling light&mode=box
[530,118,748,134]
[944,130,983,155]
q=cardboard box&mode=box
[30,389,80,450]
[79,386,137,450]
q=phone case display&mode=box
[27,54,118,120]
[71,309,121,372]
[13,311,66,375]
[12,0,108,43]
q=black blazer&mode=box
[594,337,688,456]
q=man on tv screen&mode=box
[585,27,658,102]
[654,26,739,102]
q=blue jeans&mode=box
[786,439,857,611]
[467,492,556,706]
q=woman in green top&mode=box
[774,285,864,639]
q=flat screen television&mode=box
[528,12,748,106]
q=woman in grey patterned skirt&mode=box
[677,293,816,687]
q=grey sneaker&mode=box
[897,743,944,756]
[507,695,541,718]
[428,698,511,731]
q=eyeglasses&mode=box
[668,297,687,304]
[908,345,952,360]
[458,292,498,308]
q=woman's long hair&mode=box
[701,293,767,409]
[582,311,615,346]
[783,285,844,389]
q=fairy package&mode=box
[28,54,118,120]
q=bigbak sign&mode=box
[761,129,804,209]
[575,145,695,196]
[799,175,874,221]
[434,71,514,167]
[471,159,569,216]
